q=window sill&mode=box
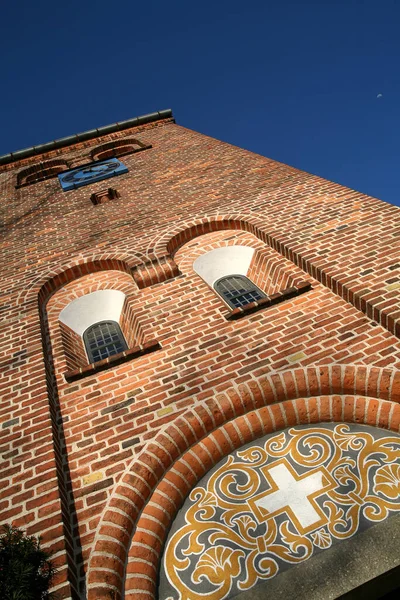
[224,281,312,320]
[64,339,161,383]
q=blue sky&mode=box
[1,0,399,206]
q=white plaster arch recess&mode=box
[193,246,255,287]
[59,290,125,336]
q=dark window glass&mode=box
[214,275,266,309]
[83,321,127,363]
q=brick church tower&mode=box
[1,109,400,600]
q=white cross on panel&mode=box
[254,462,328,530]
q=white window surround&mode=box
[59,290,125,336]
[193,246,255,287]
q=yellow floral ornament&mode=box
[311,528,332,549]
[193,546,244,586]
[374,464,400,500]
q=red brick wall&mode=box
[247,244,308,294]
[59,321,87,370]
[1,117,400,598]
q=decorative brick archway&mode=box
[152,214,270,259]
[151,213,400,339]
[86,365,400,599]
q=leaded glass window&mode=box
[83,321,127,363]
[214,275,266,309]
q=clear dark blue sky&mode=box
[1,1,399,205]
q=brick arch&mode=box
[90,137,151,162]
[151,213,270,260]
[16,158,70,188]
[147,213,276,294]
[16,252,147,308]
[86,365,400,599]
[16,249,181,306]
[173,228,312,302]
[47,270,138,314]
[37,258,142,308]
[174,229,265,277]
[46,270,141,373]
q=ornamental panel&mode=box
[159,423,400,600]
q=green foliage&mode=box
[0,525,57,600]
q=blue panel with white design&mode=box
[58,158,128,191]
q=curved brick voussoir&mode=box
[259,365,399,404]
[86,365,400,599]
[152,213,270,259]
[18,252,155,310]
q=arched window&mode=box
[214,275,266,309]
[83,321,127,363]
[90,138,151,162]
[16,159,69,188]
